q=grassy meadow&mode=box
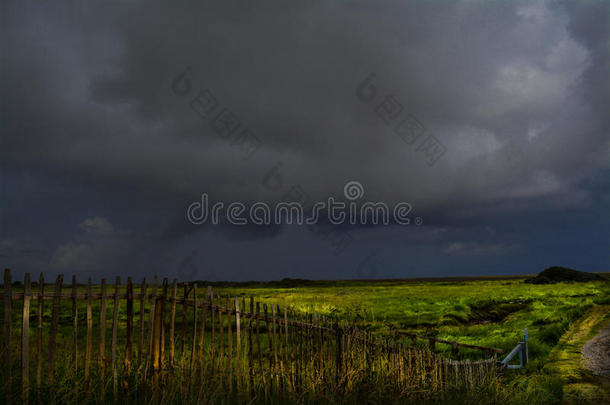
[214,275,610,403]
[1,273,609,404]
[217,276,610,358]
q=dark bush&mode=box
[525,266,603,284]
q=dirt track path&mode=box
[583,322,610,376]
[544,304,610,403]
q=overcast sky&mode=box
[1,0,609,282]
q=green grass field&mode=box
[216,276,610,358]
[213,275,610,403]
[3,274,609,404]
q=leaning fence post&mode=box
[179,283,187,370]
[125,277,134,384]
[226,296,233,390]
[4,269,12,405]
[235,297,241,365]
[160,278,168,370]
[70,275,78,399]
[169,279,178,369]
[48,274,63,404]
[209,290,215,375]
[85,278,92,392]
[111,277,120,401]
[255,302,262,373]
[217,293,224,372]
[189,284,198,373]
[249,298,255,394]
[22,273,31,405]
[197,287,208,362]
[148,276,158,365]
[36,273,44,404]
[99,278,108,398]
[71,275,78,377]
[138,278,147,367]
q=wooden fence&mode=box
[394,331,504,356]
[1,269,499,404]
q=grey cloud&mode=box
[3,2,607,211]
[1,0,608,280]
[10,2,605,213]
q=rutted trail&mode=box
[583,322,610,376]
[544,305,610,403]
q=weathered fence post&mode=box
[48,274,63,404]
[71,275,78,375]
[210,290,215,375]
[125,277,134,388]
[255,302,262,373]
[190,284,198,372]
[275,305,282,396]
[111,277,120,402]
[99,277,107,397]
[226,296,233,390]
[263,303,273,396]
[160,278,168,370]
[151,297,161,371]
[36,273,44,404]
[180,283,187,370]
[198,288,209,363]
[293,310,300,389]
[264,304,273,369]
[235,296,241,371]
[138,278,147,367]
[85,278,92,392]
[249,298,255,395]
[297,312,304,389]
[180,282,190,398]
[283,305,289,390]
[241,297,247,364]
[21,273,31,405]
[148,276,158,367]
[169,279,178,369]
[4,269,12,405]
[217,293,224,374]
[149,278,160,402]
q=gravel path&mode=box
[582,323,610,377]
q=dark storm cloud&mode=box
[4,0,608,207]
[1,0,608,279]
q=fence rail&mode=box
[394,331,504,355]
[1,269,500,404]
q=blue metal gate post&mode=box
[523,328,529,365]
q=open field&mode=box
[209,274,610,403]
[2,273,609,404]
[216,275,610,358]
